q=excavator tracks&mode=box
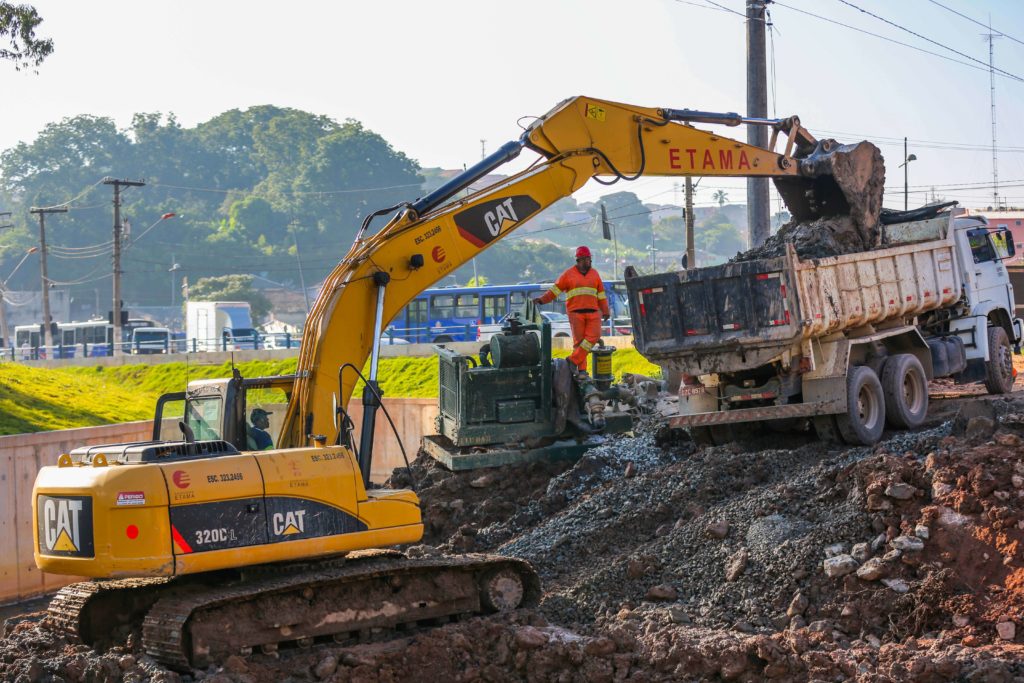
[48,551,540,671]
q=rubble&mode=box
[2,391,1024,681]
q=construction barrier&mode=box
[0,398,439,604]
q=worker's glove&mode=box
[602,314,610,321]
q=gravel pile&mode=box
[2,396,1024,682]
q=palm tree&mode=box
[712,190,728,208]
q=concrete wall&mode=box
[0,399,439,604]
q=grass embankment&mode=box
[0,348,661,435]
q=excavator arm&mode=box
[278,96,879,463]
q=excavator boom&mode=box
[280,95,882,459]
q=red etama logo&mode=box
[172,470,191,489]
[431,246,446,263]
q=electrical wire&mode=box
[924,0,1024,48]
[833,0,1023,81]
[772,1,1024,82]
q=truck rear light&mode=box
[722,323,741,331]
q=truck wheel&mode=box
[689,425,739,446]
[835,366,885,446]
[984,326,1015,395]
[881,354,928,429]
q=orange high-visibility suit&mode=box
[537,266,610,371]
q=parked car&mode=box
[477,311,572,342]
[262,332,302,349]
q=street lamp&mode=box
[169,262,181,307]
[899,137,917,211]
[0,246,40,353]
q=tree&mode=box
[712,190,728,207]
[188,275,272,322]
[0,3,52,70]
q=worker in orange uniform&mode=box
[533,245,610,373]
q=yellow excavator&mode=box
[32,96,880,669]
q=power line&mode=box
[833,0,1024,81]
[924,0,1024,49]
[771,1,1024,82]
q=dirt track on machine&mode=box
[3,384,1024,682]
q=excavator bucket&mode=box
[774,139,886,248]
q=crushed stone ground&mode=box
[3,390,1024,682]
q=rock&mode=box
[881,578,910,593]
[597,507,614,519]
[932,481,954,498]
[966,416,996,440]
[786,591,809,617]
[952,400,997,435]
[668,606,691,624]
[625,559,646,579]
[953,614,970,628]
[514,626,549,650]
[1012,474,1024,489]
[855,557,887,581]
[624,461,637,478]
[584,637,616,656]
[914,524,930,540]
[994,432,1022,447]
[871,533,887,552]
[808,619,831,633]
[866,494,892,511]
[865,634,881,648]
[883,549,902,562]
[892,535,924,552]
[851,542,870,562]
[822,554,858,578]
[885,482,917,500]
[996,621,1016,641]
[118,655,137,671]
[725,548,749,581]
[645,583,678,601]
[469,472,498,488]
[223,656,248,674]
[314,655,339,680]
[706,519,730,539]
[824,543,846,557]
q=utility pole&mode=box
[685,177,695,269]
[746,0,770,247]
[29,206,67,354]
[290,221,311,314]
[103,177,145,355]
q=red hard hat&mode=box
[575,245,591,259]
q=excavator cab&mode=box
[152,373,297,452]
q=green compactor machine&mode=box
[422,306,634,471]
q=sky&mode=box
[3,0,1024,215]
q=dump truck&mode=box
[627,204,1022,446]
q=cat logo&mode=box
[453,195,541,248]
[37,495,94,557]
[272,510,307,536]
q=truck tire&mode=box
[881,354,928,429]
[835,365,885,446]
[984,326,1015,395]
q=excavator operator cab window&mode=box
[244,386,287,451]
[186,396,224,441]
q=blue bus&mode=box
[386,281,631,344]
[14,318,156,358]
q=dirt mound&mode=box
[3,397,1024,681]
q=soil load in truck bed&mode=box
[745,139,886,262]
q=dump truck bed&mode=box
[628,216,960,375]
